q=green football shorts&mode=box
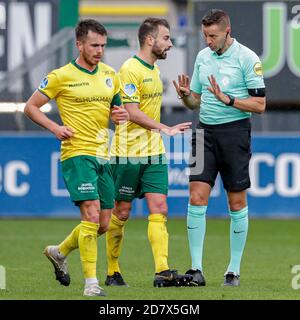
[110,154,168,201]
[61,155,114,209]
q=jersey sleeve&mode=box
[119,67,140,105]
[190,54,203,94]
[241,51,265,89]
[111,73,122,107]
[38,71,61,99]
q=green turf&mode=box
[0,218,299,300]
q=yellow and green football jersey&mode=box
[38,60,121,161]
[110,55,165,157]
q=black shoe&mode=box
[105,272,128,287]
[185,269,206,286]
[223,272,240,286]
[153,269,193,287]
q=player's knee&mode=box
[189,191,207,206]
[80,200,100,223]
[114,202,131,221]
[98,223,109,234]
[152,201,168,214]
[228,199,246,212]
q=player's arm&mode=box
[111,105,129,124]
[24,91,74,140]
[124,103,191,136]
[207,75,266,114]
[109,93,129,124]
[173,75,201,110]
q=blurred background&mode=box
[1,0,300,218]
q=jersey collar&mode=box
[71,59,99,74]
[133,55,155,70]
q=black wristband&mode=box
[225,94,235,106]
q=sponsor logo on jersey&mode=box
[143,78,153,83]
[39,77,48,89]
[75,96,110,103]
[104,70,115,75]
[124,84,136,96]
[68,82,89,87]
[122,95,139,102]
[141,92,163,99]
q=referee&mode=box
[173,9,266,286]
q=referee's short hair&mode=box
[202,9,231,29]
[138,18,170,47]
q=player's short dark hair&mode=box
[202,9,231,29]
[75,19,107,41]
[138,17,170,47]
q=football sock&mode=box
[85,278,98,285]
[78,221,99,279]
[187,204,207,271]
[227,206,249,275]
[58,223,81,257]
[106,214,126,276]
[148,213,169,273]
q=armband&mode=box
[248,88,266,97]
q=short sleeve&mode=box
[113,73,120,96]
[110,73,122,107]
[190,55,203,94]
[241,51,265,89]
[119,68,140,104]
[111,93,122,107]
[38,71,61,99]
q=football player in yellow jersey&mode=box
[106,18,192,287]
[24,19,128,297]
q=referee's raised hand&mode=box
[172,74,191,98]
[207,74,228,104]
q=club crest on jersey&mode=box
[39,77,48,89]
[124,84,136,96]
[105,78,113,88]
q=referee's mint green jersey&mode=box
[190,39,265,125]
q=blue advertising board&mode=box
[1,133,300,218]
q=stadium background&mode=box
[1,0,300,301]
[1,0,300,218]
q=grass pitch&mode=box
[0,218,299,300]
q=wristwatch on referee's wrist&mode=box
[225,94,235,106]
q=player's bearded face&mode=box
[151,26,173,60]
[152,41,169,59]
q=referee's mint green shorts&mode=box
[61,155,114,209]
[110,154,168,202]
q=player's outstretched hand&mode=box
[162,122,192,136]
[111,105,129,124]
